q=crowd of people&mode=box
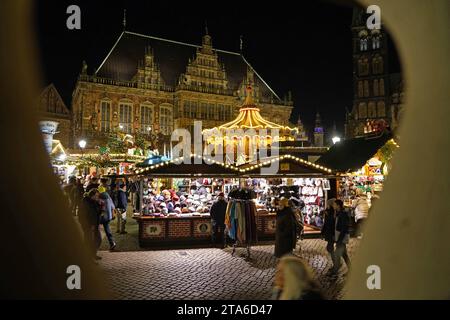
[62,174,130,262]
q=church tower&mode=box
[313,112,324,147]
[346,7,391,138]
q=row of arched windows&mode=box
[358,79,385,97]
[360,36,381,51]
[99,100,173,135]
[357,101,386,119]
[358,55,384,75]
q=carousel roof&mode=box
[204,86,297,134]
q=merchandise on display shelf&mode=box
[141,178,230,218]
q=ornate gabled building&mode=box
[37,84,72,147]
[345,8,404,138]
[71,29,295,151]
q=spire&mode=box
[315,112,322,127]
[123,9,127,30]
[242,85,256,107]
[314,112,324,133]
[240,35,243,52]
[202,23,212,51]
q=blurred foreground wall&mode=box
[0,0,109,299]
[345,0,450,299]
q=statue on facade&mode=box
[90,108,99,132]
[81,60,88,75]
[133,115,140,133]
[112,111,119,131]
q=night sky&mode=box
[34,0,401,140]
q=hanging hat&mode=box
[174,207,182,214]
[181,207,190,213]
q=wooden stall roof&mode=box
[316,131,393,173]
[239,154,336,178]
[134,154,241,178]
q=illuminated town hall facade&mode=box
[68,29,295,150]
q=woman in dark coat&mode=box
[321,199,336,273]
[275,198,297,258]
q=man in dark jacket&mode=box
[275,198,297,258]
[330,199,351,275]
[210,193,227,248]
[80,188,102,260]
[116,182,128,234]
[321,199,336,274]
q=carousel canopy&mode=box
[317,131,393,173]
[204,86,297,136]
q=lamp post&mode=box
[78,139,87,176]
[332,136,341,144]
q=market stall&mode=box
[131,154,336,247]
[317,131,399,233]
[132,155,242,247]
[239,154,336,238]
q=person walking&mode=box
[85,176,100,192]
[321,198,336,274]
[274,197,298,258]
[116,181,128,234]
[80,188,102,261]
[63,176,78,216]
[352,188,369,239]
[98,177,109,194]
[330,199,351,276]
[99,192,117,251]
[210,192,227,248]
[272,255,324,300]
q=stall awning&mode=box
[134,154,241,178]
[239,154,335,177]
[316,131,392,173]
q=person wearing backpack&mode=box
[99,192,116,251]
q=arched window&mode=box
[377,101,386,117]
[358,102,367,119]
[140,103,154,134]
[360,38,368,51]
[373,79,379,96]
[380,79,385,95]
[368,101,377,118]
[364,80,370,97]
[119,101,133,134]
[358,81,364,97]
[160,104,173,135]
[372,37,381,49]
[100,100,111,132]
[358,57,369,76]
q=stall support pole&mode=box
[139,177,144,214]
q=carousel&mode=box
[203,86,298,164]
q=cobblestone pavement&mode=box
[98,239,359,300]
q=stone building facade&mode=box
[37,84,72,148]
[71,30,294,151]
[345,8,404,138]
